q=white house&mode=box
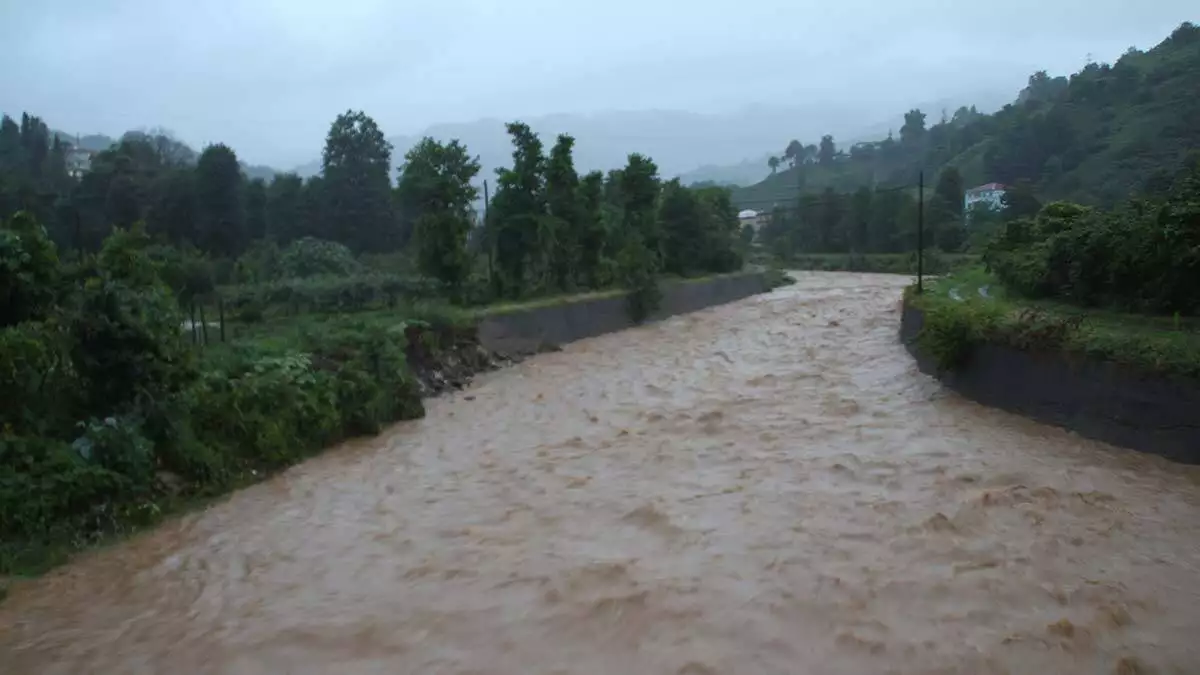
[964,182,1007,213]
[737,209,770,232]
[66,147,94,179]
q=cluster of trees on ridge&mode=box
[739,21,1200,257]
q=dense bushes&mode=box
[277,237,363,278]
[0,214,433,574]
[986,165,1200,314]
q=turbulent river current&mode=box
[3,272,1199,674]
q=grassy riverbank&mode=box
[907,266,1200,378]
[1,253,769,584]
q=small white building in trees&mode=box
[964,182,1007,212]
[737,209,770,232]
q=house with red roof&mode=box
[964,182,1007,214]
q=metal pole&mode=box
[483,178,494,284]
[198,303,209,346]
[917,170,925,294]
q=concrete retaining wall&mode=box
[901,302,1200,463]
[478,272,769,355]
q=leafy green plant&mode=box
[278,237,362,279]
[916,301,1002,372]
[0,211,61,327]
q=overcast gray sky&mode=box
[1,0,1194,168]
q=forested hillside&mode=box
[735,22,1200,211]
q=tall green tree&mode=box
[396,137,481,294]
[816,187,844,251]
[576,170,609,287]
[321,110,395,252]
[934,167,965,218]
[545,134,582,290]
[659,178,702,275]
[146,168,197,245]
[266,173,305,242]
[901,109,927,144]
[848,187,872,253]
[620,153,662,260]
[818,135,836,166]
[488,121,547,297]
[194,143,245,256]
[784,140,803,168]
[244,177,268,241]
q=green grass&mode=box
[911,266,1200,378]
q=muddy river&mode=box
[3,272,1200,674]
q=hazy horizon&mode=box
[2,0,1194,170]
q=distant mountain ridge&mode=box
[730,22,1200,210]
[290,94,1012,186]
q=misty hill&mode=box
[733,22,1200,210]
[290,95,1012,186]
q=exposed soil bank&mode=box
[901,301,1200,463]
[477,272,769,355]
[403,324,510,397]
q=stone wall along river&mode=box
[2,272,1199,674]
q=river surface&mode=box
[4,272,1200,674]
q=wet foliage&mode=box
[985,163,1200,316]
[0,214,435,576]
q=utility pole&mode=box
[483,179,494,287]
[917,170,925,294]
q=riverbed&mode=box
[3,272,1199,674]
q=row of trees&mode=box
[399,122,743,304]
[757,165,1045,258]
[1,109,746,310]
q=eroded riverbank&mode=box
[3,272,1199,674]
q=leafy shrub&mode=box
[147,244,215,304]
[307,323,423,435]
[233,239,281,284]
[0,321,79,436]
[71,416,155,488]
[188,351,340,470]
[278,237,362,279]
[987,167,1200,315]
[0,435,126,540]
[67,264,196,416]
[0,215,442,574]
[1000,308,1084,351]
[0,211,61,327]
[917,301,1002,372]
[617,235,661,323]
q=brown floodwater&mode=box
[3,272,1200,674]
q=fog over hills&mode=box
[290,89,1014,185]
